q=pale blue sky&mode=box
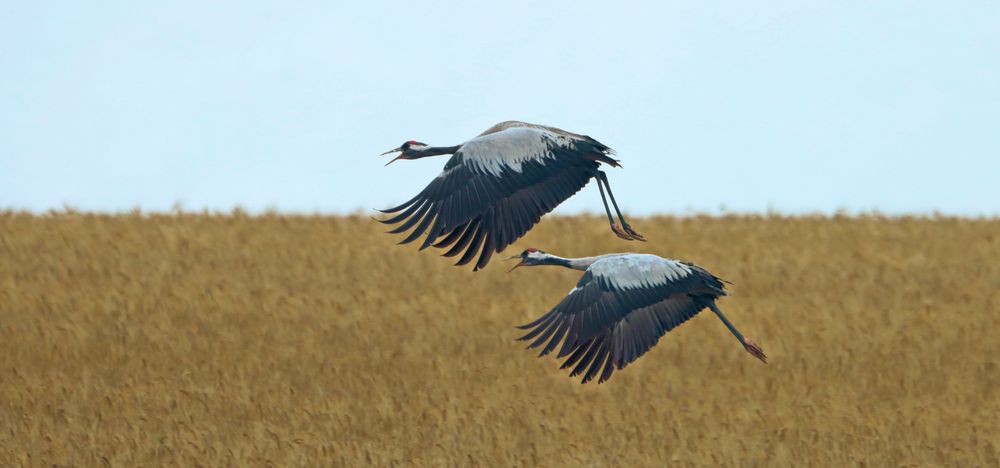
[2,1,998,215]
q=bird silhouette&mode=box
[509,249,767,384]
[378,121,644,271]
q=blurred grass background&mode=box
[1,212,998,466]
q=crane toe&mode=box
[743,337,768,364]
[611,224,632,240]
[621,223,646,241]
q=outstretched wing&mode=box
[379,126,618,271]
[516,255,727,384]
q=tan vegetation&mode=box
[1,212,998,466]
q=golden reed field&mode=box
[1,212,998,466]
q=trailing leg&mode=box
[596,176,631,240]
[597,171,645,241]
[708,302,767,363]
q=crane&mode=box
[378,121,644,271]
[509,248,767,384]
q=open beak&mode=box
[380,147,405,166]
[506,255,524,273]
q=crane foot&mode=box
[611,223,633,240]
[611,223,645,241]
[621,223,646,242]
[743,337,767,363]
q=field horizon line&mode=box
[1,207,997,221]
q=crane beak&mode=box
[506,255,524,273]
[380,147,405,166]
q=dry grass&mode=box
[1,212,998,466]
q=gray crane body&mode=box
[511,250,767,384]
[378,121,643,271]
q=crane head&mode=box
[379,140,428,166]
[506,248,547,272]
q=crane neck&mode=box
[409,145,461,159]
[540,255,602,271]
